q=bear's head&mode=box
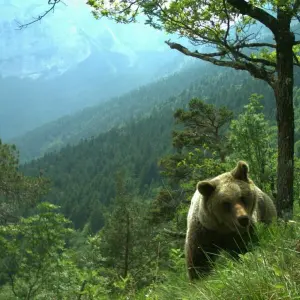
[197,161,257,233]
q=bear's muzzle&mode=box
[234,203,250,227]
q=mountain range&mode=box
[0,0,193,140]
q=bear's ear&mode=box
[197,181,216,198]
[231,161,249,182]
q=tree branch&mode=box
[163,228,186,238]
[238,42,276,49]
[227,0,278,35]
[293,0,300,13]
[222,0,231,47]
[15,0,64,30]
[165,41,275,85]
[77,280,87,300]
[187,41,276,59]
[220,1,276,68]
[8,274,17,297]
[293,52,300,67]
[235,51,277,67]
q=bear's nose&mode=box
[237,216,250,227]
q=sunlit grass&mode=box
[140,215,300,300]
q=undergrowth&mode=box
[137,215,300,300]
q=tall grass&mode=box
[140,218,300,300]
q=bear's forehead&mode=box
[217,183,242,197]
[216,181,252,197]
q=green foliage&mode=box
[178,149,232,192]
[153,98,233,224]
[99,173,158,293]
[87,0,299,69]
[229,94,277,194]
[173,98,233,161]
[0,140,50,224]
[70,230,111,299]
[0,202,80,299]
[168,248,185,273]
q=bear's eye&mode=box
[240,196,247,205]
[222,202,232,212]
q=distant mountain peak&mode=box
[0,0,176,79]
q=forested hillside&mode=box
[12,60,294,163]
[3,0,300,299]
[21,64,300,231]
[10,62,205,162]
[4,60,300,300]
[22,104,175,231]
[5,87,300,299]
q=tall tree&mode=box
[153,98,232,222]
[172,98,233,162]
[229,94,277,194]
[0,140,49,223]
[99,172,154,282]
[87,0,300,219]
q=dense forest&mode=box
[1,84,300,298]
[2,63,300,300]
[20,64,290,232]
[2,1,300,299]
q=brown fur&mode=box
[185,161,277,280]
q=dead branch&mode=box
[15,0,65,30]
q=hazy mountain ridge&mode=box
[0,0,184,79]
[12,58,290,164]
[0,0,193,139]
[10,62,209,162]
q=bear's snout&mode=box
[237,215,250,227]
[234,203,250,227]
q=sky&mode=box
[12,0,174,51]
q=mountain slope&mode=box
[9,61,207,162]
[21,63,291,231]
[14,55,300,164]
[0,47,185,140]
[0,0,189,139]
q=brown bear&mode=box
[185,161,277,280]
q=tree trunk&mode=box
[124,212,130,278]
[274,11,295,220]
